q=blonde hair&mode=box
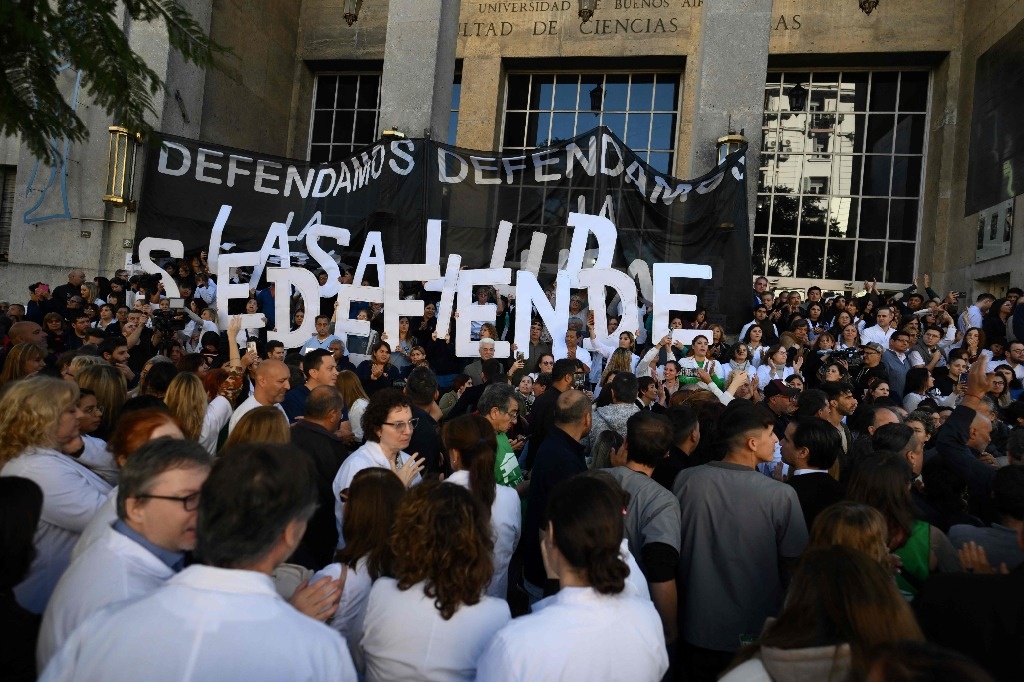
[165,372,208,441]
[68,355,108,377]
[336,370,369,406]
[76,364,128,436]
[809,502,890,566]
[0,343,47,386]
[0,376,79,463]
[80,281,99,302]
[601,348,634,383]
[221,406,290,451]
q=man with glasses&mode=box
[1002,341,1024,383]
[37,438,212,668]
[854,342,890,397]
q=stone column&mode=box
[685,0,773,224]
[378,0,460,140]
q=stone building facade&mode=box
[1,0,1022,303]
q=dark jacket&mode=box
[289,420,350,570]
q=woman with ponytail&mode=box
[442,414,521,599]
[477,474,669,682]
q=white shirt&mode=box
[332,441,422,546]
[227,395,286,433]
[476,586,668,682]
[41,565,356,681]
[200,395,233,455]
[318,557,374,672]
[756,363,793,387]
[348,398,369,441]
[860,324,894,346]
[37,525,174,669]
[1,447,112,614]
[360,577,511,682]
[72,490,117,561]
[446,470,522,599]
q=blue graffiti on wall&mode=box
[23,63,81,224]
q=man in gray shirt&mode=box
[673,401,808,682]
[606,410,681,649]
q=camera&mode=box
[954,291,967,298]
[819,347,862,361]
[678,367,700,378]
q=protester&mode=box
[0,477,45,681]
[222,405,291,449]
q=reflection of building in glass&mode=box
[755,71,928,287]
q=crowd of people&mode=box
[2,258,1024,681]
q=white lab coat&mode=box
[199,395,233,455]
[332,441,422,545]
[476,586,668,682]
[37,525,174,669]
[360,578,511,682]
[1,447,112,614]
[71,490,116,561]
[40,564,356,681]
[446,471,522,599]
[318,557,374,672]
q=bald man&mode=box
[0,321,49,375]
[228,359,290,433]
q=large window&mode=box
[308,73,382,164]
[501,72,680,174]
[755,70,929,285]
[0,166,14,262]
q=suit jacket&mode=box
[788,471,842,531]
[290,421,350,569]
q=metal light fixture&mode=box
[103,126,142,211]
[787,82,807,111]
[716,131,747,166]
[859,0,879,14]
[578,0,595,23]
[589,86,603,112]
[343,0,362,26]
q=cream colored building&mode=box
[1,0,1022,303]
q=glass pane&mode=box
[862,155,892,196]
[756,195,771,234]
[752,236,768,275]
[858,198,889,239]
[894,114,926,154]
[855,241,886,281]
[451,82,461,110]
[653,77,678,110]
[531,112,550,146]
[630,74,655,111]
[771,194,799,235]
[773,161,798,194]
[648,152,670,174]
[899,72,929,112]
[888,199,919,240]
[531,75,554,110]
[650,114,675,149]
[839,72,869,111]
[332,144,353,161]
[831,155,861,196]
[602,113,626,140]
[800,197,829,236]
[550,113,576,144]
[353,111,377,144]
[825,239,855,280]
[869,72,898,111]
[553,76,579,110]
[337,75,359,107]
[762,125,779,153]
[759,162,779,193]
[891,156,922,198]
[506,75,531,110]
[865,113,895,154]
[309,144,331,164]
[311,111,334,144]
[604,75,630,111]
[765,82,782,112]
[357,76,380,109]
[448,112,458,146]
[781,72,810,112]
[315,77,337,109]
[626,113,652,150]
[796,238,825,279]
[503,112,527,148]
[830,197,859,238]
[885,242,916,282]
[580,75,603,112]
[779,114,807,152]
[332,110,354,143]
[767,238,796,277]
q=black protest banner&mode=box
[135,127,751,334]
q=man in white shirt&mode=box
[41,443,356,681]
[37,439,211,669]
[228,359,290,433]
[860,306,896,347]
[301,315,341,355]
[1000,341,1024,382]
[910,324,955,369]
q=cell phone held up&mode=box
[958,372,969,387]
[247,340,258,356]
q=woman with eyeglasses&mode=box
[332,389,426,547]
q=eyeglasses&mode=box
[383,418,419,432]
[134,491,201,511]
[540,360,553,365]
[81,404,104,415]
